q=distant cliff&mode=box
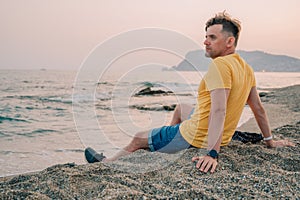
[172,50,300,72]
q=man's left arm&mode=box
[192,88,230,173]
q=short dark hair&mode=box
[205,11,241,46]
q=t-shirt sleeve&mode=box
[204,58,232,91]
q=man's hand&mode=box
[265,139,295,148]
[192,155,218,173]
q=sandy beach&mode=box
[0,85,299,199]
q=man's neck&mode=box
[223,48,235,56]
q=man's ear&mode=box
[226,36,235,47]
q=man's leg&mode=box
[169,103,194,125]
[103,130,149,162]
[86,103,194,163]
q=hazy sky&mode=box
[1,0,299,70]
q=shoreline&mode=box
[239,84,300,133]
[0,85,299,199]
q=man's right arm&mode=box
[247,87,295,147]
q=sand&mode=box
[0,85,299,199]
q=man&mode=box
[85,12,295,173]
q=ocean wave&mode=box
[138,81,156,88]
[137,81,198,88]
[1,88,15,92]
[5,95,73,104]
[0,150,13,155]
[0,131,11,137]
[94,104,111,110]
[54,149,84,153]
[5,95,35,100]
[0,116,28,123]
[95,93,111,101]
[40,97,72,104]
[96,81,114,86]
[45,106,66,111]
[16,129,59,137]
[72,93,112,103]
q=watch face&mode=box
[208,150,218,159]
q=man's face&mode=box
[204,24,229,59]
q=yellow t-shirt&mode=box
[180,53,256,148]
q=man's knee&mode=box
[129,131,149,150]
[177,103,193,121]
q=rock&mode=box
[259,92,268,97]
[130,104,176,111]
[134,87,173,96]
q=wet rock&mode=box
[130,104,176,111]
[259,92,268,97]
[134,87,174,96]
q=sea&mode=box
[0,68,299,177]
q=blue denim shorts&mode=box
[148,123,191,153]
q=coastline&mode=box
[238,84,300,133]
[0,85,299,199]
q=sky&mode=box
[0,0,299,70]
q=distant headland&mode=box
[170,50,300,72]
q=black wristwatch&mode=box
[207,149,219,159]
